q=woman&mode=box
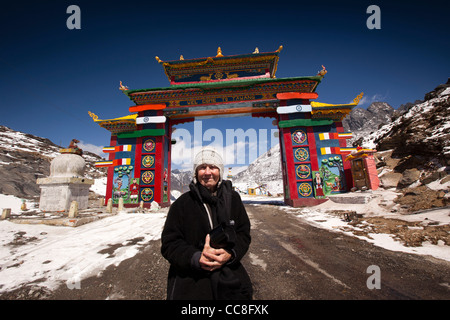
[161,147,252,300]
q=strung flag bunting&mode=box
[95,158,131,167]
[318,132,352,140]
[340,147,358,153]
[102,145,132,153]
[320,147,341,155]
[320,147,358,155]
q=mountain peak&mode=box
[342,102,394,146]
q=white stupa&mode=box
[37,150,94,212]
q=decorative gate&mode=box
[89,46,362,207]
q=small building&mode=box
[345,147,380,190]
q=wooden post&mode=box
[1,208,11,220]
[68,201,78,218]
[106,198,113,213]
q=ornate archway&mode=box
[89,46,362,207]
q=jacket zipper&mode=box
[203,203,213,229]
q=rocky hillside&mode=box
[0,125,106,199]
[232,144,283,195]
[170,169,193,194]
[358,80,450,211]
[343,102,395,145]
[372,81,450,164]
[362,79,450,170]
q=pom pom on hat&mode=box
[193,147,224,183]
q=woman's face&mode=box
[197,164,220,191]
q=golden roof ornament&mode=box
[180,55,184,60]
[88,111,99,121]
[216,47,224,57]
[253,47,259,54]
[119,81,129,91]
[317,65,327,76]
[353,92,364,104]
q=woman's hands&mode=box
[199,234,232,272]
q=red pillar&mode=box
[281,122,299,204]
[336,121,353,190]
[277,96,327,207]
[364,155,380,190]
[104,135,117,205]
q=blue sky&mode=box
[1,0,448,169]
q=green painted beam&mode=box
[278,118,333,128]
[124,76,323,94]
[117,129,166,139]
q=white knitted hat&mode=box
[193,147,224,183]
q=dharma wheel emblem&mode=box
[141,170,154,184]
[143,139,155,152]
[295,147,309,162]
[298,183,312,197]
[142,155,155,168]
[292,130,307,144]
[141,188,154,202]
[296,165,311,179]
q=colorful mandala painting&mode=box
[141,188,154,202]
[296,165,311,179]
[141,170,154,184]
[294,147,309,162]
[298,183,312,197]
[143,139,155,152]
[142,155,155,168]
[292,129,307,145]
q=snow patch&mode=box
[290,208,450,262]
[90,177,107,197]
[0,211,167,292]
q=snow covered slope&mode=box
[0,125,106,199]
[233,144,283,195]
[361,80,450,158]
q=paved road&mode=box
[243,203,450,299]
[2,203,449,300]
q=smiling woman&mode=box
[193,147,224,189]
[161,146,253,300]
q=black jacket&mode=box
[161,180,252,300]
